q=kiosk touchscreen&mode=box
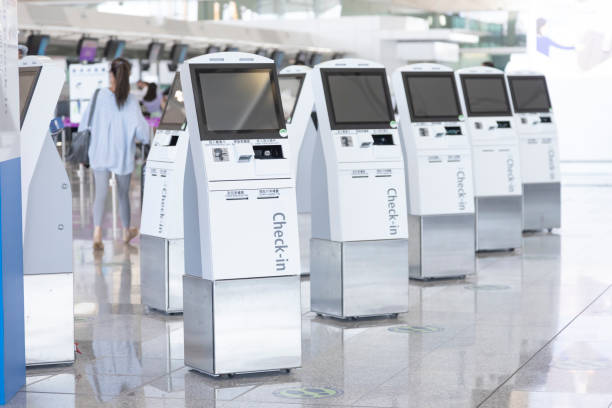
[279,65,316,214]
[310,59,409,318]
[179,52,301,376]
[456,67,523,251]
[19,56,74,366]
[507,72,560,231]
[140,73,188,313]
[392,63,475,279]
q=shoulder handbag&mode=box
[66,88,100,166]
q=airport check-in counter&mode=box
[179,52,301,376]
[455,67,523,252]
[140,73,188,314]
[310,58,409,318]
[279,65,317,214]
[392,63,475,279]
[19,56,74,366]
[506,72,561,231]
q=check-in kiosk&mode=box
[140,73,188,313]
[392,64,475,279]
[506,71,560,231]
[180,52,301,376]
[310,58,409,318]
[19,56,74,366]
[279,65,316,213]
[455,67,523,252]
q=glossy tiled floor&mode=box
[12,163,612,407]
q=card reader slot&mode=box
[253,145,284,160]
[444,126,462,136]
[497,121,512,129]
[540,116,552,123]
[372,134,394,145]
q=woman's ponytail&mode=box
[110,58,131,108]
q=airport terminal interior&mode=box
[1,0,612,407]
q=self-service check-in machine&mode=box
[455,67,523,252]
[506,72,560,231]
[179,52,301,376]
[279,65,316,213]
[392,64,475,279]
[140,73,188,313]
[19,56,74,366]
[310,58,409,318]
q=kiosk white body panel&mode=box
[392,63,475,279]
[279,66,317,275]
[179,52,301,376]
[140,74,188,313]
[507,71,561,231]
[456,67,523,251]
[310,58,409,318]
[19,56,74,366]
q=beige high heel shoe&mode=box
[93,226,104,251]
[123,227,139,244]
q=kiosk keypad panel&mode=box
[189,63,291,181]
[320,68,401,163]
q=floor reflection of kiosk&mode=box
[392,63,475,279]
[19,56,74,365]
[455,67,523,252]
[180,52,301,376]
[310,59,409,318]
[140,73,188,314]
[506,71,561,232]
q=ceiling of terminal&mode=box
[17,0,582,13]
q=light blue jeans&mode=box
[93,170,132,228]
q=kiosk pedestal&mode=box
[180,52,302,376]
[456,67,524,252]
[393,63,476,279]
[140,73,188,314]
[19,56,74,366]
[310,59,409,319]
[507,72,561,231]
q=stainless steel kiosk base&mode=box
[475,196,523,252]
[310,238,409,319]
[141,235,184,314]
[523,182,561,231]
[25,273,74,366]
[183,274,302,376]
[409,214,475,280]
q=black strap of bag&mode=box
[87,88,101,129]
[66,88,101,165]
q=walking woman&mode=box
[78,58,149,250]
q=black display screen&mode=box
[508,76,552,113]
[322,68,394,129]
[403,72,462,122]
[461,74,512,117]
[191,64,285,140]
[19,66,41,129]
[158,73,186,131]
[279,74,304,124]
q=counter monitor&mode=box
[509,76,552,113]
[403,72,462,122]
[461,75,511,117]
[322,69,394,129]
